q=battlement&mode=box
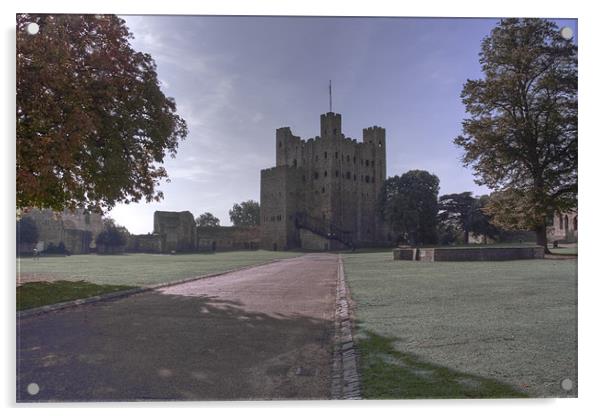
[320,112,342,138]
[363,125,386,148]
[276,116,384,148]
[261,165,298,175]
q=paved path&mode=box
[17,254,338,402]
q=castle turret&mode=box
[320,112,342,138]
[363,126,386,182]
[276,127,293,166]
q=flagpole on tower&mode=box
[329,80,332,113]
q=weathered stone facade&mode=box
[153,211,197,253]
[393,246,545,261]
[260,112,390,250]
[547,209,578,243]
[125,233,163,253]
[197,226,260,251]
[126,213,260,253]
[21,208,103,254]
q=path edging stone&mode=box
[331,254,362,399]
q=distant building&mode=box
[20,208,103,254]
[260,112,391,251]
[126,211,260,253]
[548,209,578,243]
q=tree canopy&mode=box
[196,212,221,228]
[229,200,260,227]
[17,14,188,213]
[454,18,577,249]
[378,170,439,245]
[96,219,128,248]
[438,192,498,244]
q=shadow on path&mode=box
[17,290,332,402]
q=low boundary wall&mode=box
[393,246,545,262]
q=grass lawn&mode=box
[17,250,300,287]
[17,281,136,311]
[16,250,300,309]
[342,251,577,398]
[549,246,578,255]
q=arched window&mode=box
[365,175,370,183]
[558,213,563,229]
[335,170,339,177]
[324,170,328,177]
[321,187,325,193]
[564,215,569,231]
[324,152,328,159]
[292,159,297,167]
[573,216,577,230]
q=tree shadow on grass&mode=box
[357,330,528,399]
[17,290,333,402]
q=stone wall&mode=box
[63,229,93,255]
[393,248,416,260]
[393,246,545,262]
[548,210,578,243]
[299,229,329,251]
[125,216,261,254]
[126,234,163,253]
[20,208,103,254]
[197,226,260,251]
[153,211,196,253]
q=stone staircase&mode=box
[293,212,354,249]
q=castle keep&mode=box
[260,112,390,251]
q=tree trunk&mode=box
[535,223,550,254]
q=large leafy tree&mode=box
[229,200,260,227]
[378,170,440,245]
[438,192,498,244]
[17,14,188,212]
[455,18,577,251]
[96,217,128,249]
[196,212,221,228]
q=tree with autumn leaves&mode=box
[16,14,187,213]
[455,19,577,251]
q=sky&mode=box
[110,16,578,234]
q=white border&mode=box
[2,1,599,415]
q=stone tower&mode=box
[260,112,390,251]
